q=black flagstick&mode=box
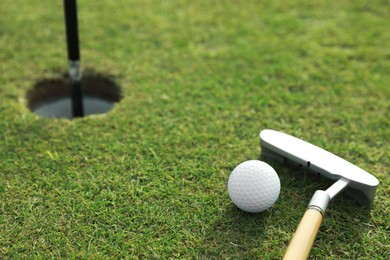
[64,0,84,117]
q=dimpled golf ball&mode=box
[228,160,280,213]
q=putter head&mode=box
[259,129,379,208]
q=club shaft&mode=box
[64,0,83,117]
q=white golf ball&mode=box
[228,160,280,213]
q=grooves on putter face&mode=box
[64,0,84,117]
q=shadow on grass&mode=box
[198,204,274,258]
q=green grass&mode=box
[1,0,389,258]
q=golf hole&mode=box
[27,74,122,119]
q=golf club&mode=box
[64,0,83,117]
[259,129,379,260]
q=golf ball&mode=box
[228,160,280,213]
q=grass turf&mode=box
[1,0,389,258]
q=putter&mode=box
[64,0,84,117]
[259,129,379,260]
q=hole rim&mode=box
[27,72,122,118]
